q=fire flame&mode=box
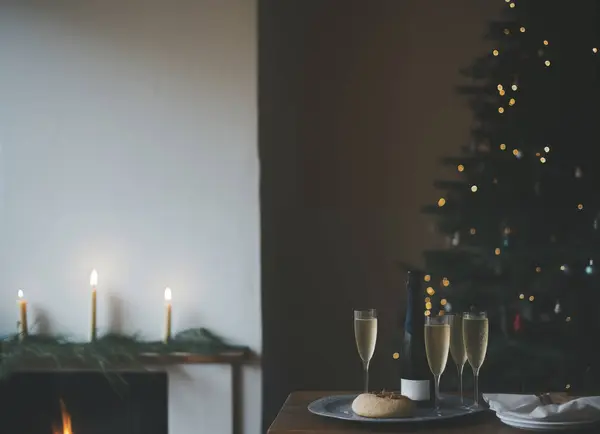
[52,400,73,434]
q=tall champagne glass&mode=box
[449,314,467,406]
[425,315,450,415]
[354,309,378,392]
[463,312,489,408]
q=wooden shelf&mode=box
[9,349,256,372]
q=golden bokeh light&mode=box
[457,164,465,172]
[440,299,447,306]
[500,143,507,150]
[438,198,446,207]
[470,228,477,235]
[424,274,431,282]
[495,248,501,255]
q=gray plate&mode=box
[308,394,487,423]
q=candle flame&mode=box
[17,289,24,299]
[164,287,172,301]
[90,269,98,287]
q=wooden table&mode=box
[267,391,598,433]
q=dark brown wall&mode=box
[260,0,501,428]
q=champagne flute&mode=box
[425,315,450,415]
[449,314,467,406]
[354,309,378,392]
[463,312,489,408]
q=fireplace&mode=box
[0,372,168,434]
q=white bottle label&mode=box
[401,379,430,401]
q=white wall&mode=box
[0,1,260,433]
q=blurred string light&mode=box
[471,185,478,192]
[504,28,510,35]
[575,167,583,178]
[519,294,525,299]
[586,259,594,275]
[520,27,526,33]
[493,49,500,56]
[470,228,477,235]
[594,47,598,54]
[425,297,431,303]
[529,295,535,302]
[438,198,446,207]
[442,277,450,287]
[457,164,465,172]
[509,2,515,8]
[545,60,551,67]
[513,149,523,159]
[509,98,516,106]
[540,157,547,163]
[499,89,506,96]
[440,299,448,306]
[438,310,445,316]
[498,107,505,113]
[495,247,501,255]
[500,143,507,150]
[560,264,568,272]
[554,301,562,314]
[425,302,433,310]
[535,266,542,273]
[497,84,504,91]
[543,40,549,46]
[512,84,518,91]
[566,317,571,322]
[544,146,550,153]
[425,310,431,316]
[424,274,431,282]
[578,203,584,211]
[427,286,435,296]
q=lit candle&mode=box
[17,289,28,340]
[164,287,172,343]
[90,269,98,341]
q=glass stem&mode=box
[363,360,370,392]
[457,363,464,406]
[473,368,480,407]
[434,374,441,413]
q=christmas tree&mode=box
[422,0,600,394]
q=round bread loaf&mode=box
[351,392,414,418]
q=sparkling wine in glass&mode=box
[463,312,489,408]
[449,314,467,406]
[354,309,378,392]
[425,315,450,415]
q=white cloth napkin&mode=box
[484,393,600,422]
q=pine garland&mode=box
[0,328,250,381]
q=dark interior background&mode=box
[260,0,502,429]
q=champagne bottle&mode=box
[400,270,433,405]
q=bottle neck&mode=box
[405,277,424,335]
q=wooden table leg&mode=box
[232,362,242,434]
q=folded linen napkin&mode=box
[484,393,600,422]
